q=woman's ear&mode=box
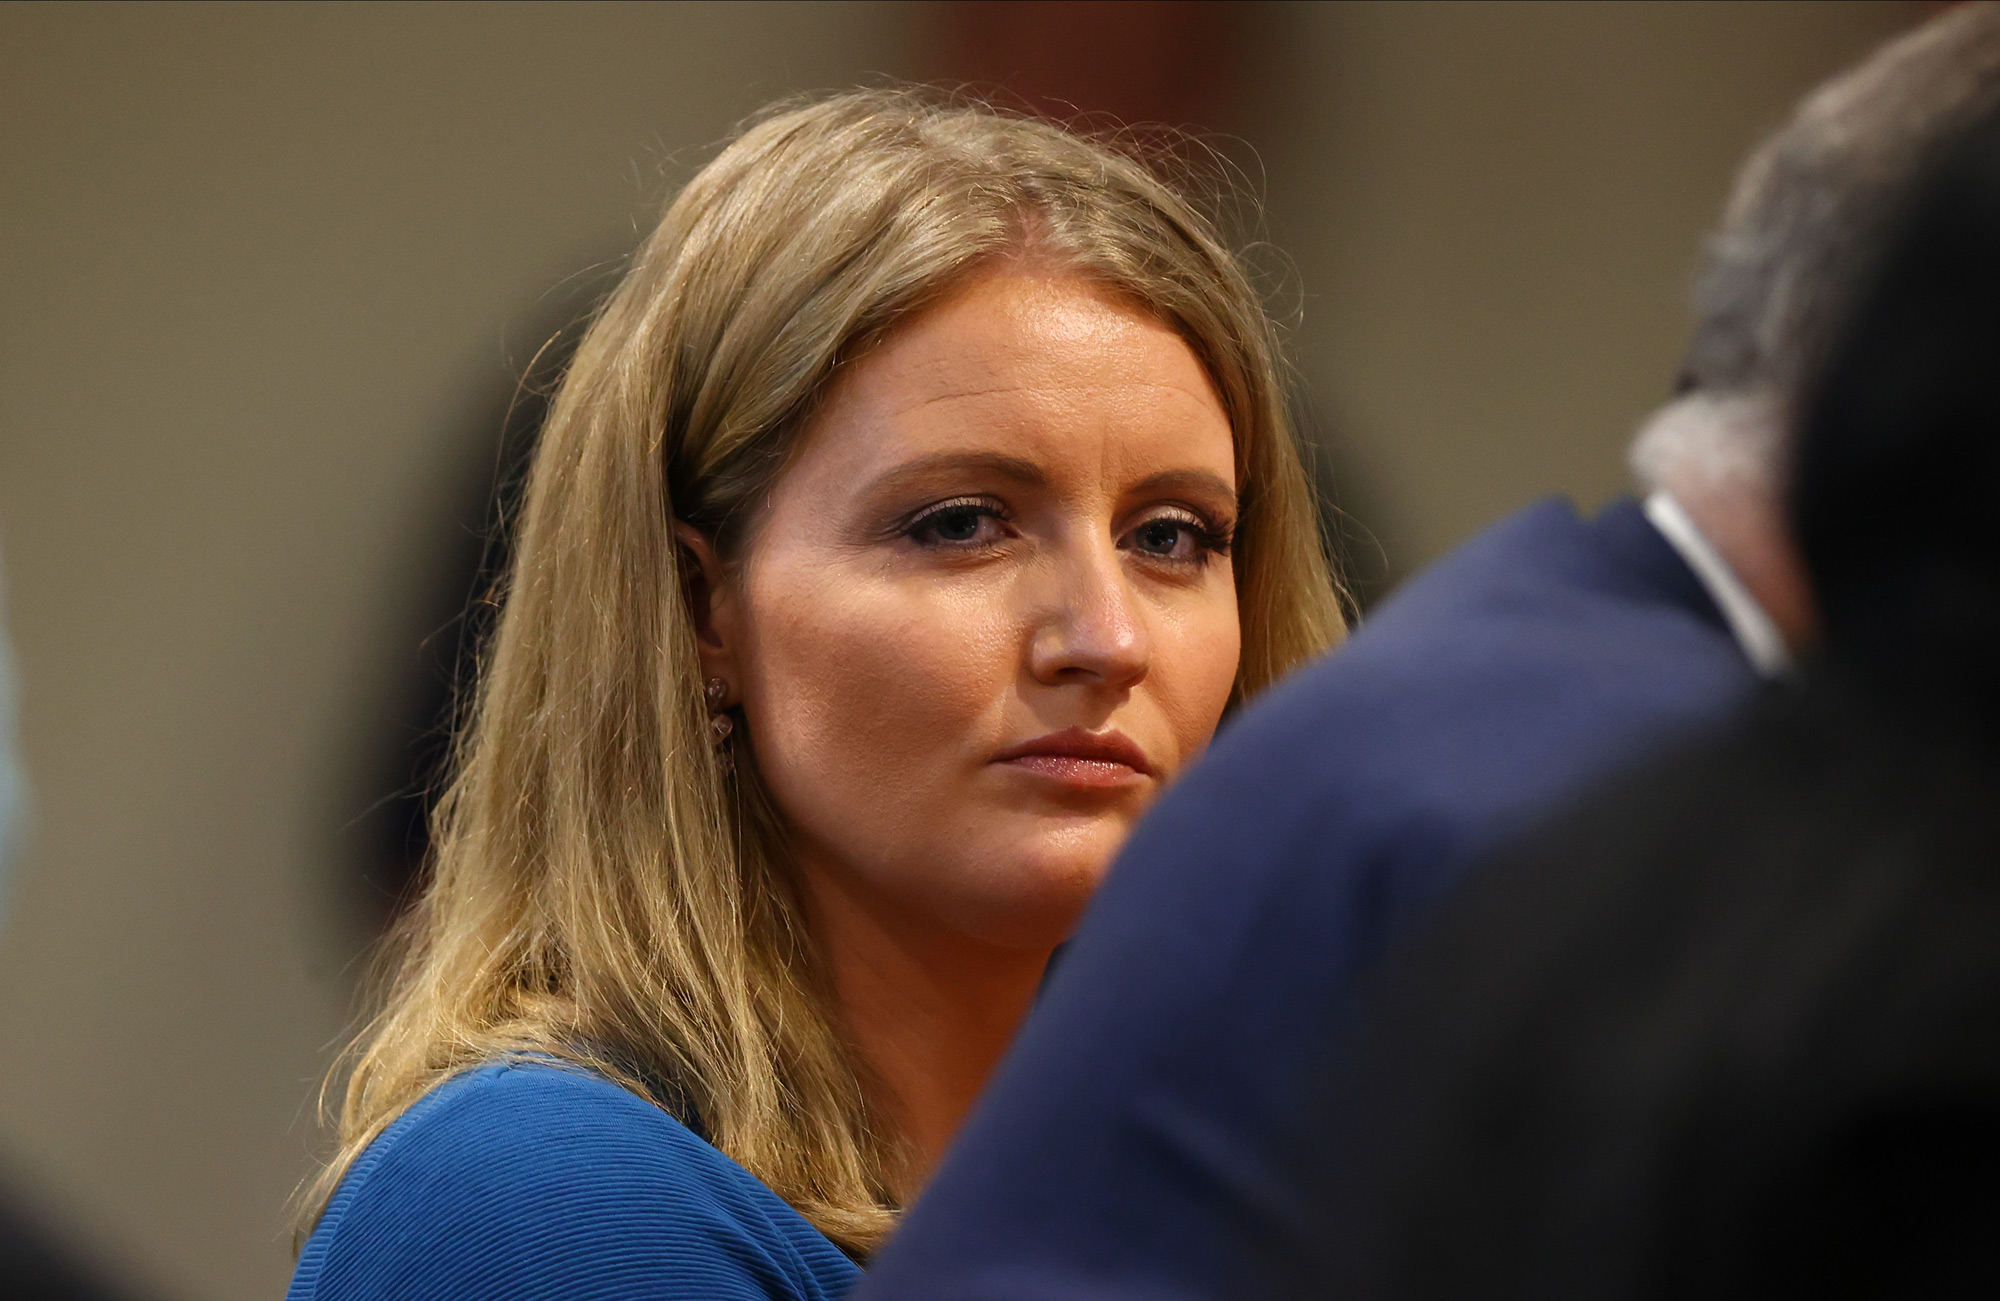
[673,521,741,693]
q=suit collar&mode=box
[1586,495,1732,640]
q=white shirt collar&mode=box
[1642,491,1793,678]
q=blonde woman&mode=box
[288,90,1344,1301]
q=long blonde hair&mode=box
[309,89,1345,1254]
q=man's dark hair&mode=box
[1679,3,2000,403]
[1794,80,2000,725]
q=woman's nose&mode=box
[1026,541,1151,691]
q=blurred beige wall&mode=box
[1248,0,1916,583]
[0,2,1928,1299]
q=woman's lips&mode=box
[991,727,1155,788]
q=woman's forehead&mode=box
[792,272,1235,492]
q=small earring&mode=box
[704,677,735,773]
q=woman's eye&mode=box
[1133,519,1189,556]
[906,499,1009,548]
[1124,512,1227,563]
[930,507,984,542]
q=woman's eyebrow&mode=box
[1126,468,1238,506]
[861,451,1049,496]
[856,457,1236,512]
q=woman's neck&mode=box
[795,859,1056,1201]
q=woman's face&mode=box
[709,271,1241,953]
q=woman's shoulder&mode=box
[289,1060,860,1301]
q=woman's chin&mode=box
[935,840,1124,950]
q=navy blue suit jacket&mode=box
[857,497,1761,1300]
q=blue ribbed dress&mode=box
[288,1060,862,1300]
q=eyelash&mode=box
[1127,509,1234,565]
[900,498,1234,567]
[903,497,1012,548]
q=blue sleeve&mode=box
[290,1063,859,1301]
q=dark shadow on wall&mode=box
[0,1155,154,1300]
[1297,393,1406,617]
[339,284,603,938]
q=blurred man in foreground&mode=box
[858,7,2000,1298]
[1332,97,2000,1296]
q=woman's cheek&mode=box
[748,572,1017,803]
[1145,591,1242,768]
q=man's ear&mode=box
[673,521,740,691]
